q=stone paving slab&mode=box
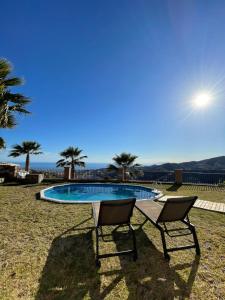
[157,195,225,214]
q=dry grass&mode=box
[0,183,224,300]
[143,182,225,203]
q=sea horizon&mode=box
[6,162,109,170]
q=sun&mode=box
[193,92,212,108]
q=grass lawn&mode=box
[143,182,225,203]
[0,182,224,299]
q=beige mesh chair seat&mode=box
[92,198,137,267]
[135,196,200,260]
[135,201,162,223]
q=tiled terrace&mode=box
[158,195,225,213]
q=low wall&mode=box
[0,164,19,181]
[25,174,44,184]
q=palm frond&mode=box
[12,144,24,151]
[107,164,119,172]
[0,58,30,129]
[2,77,23,87]
[9,144,26,157]
[132,163,141,168]
[59,146,87,166]
[23,141,42,152]
[8,105,30,114]
[112,152,138,167]
[4,93,31,105]
[0,110,17,128]
[8,141,42,157]
[32,151,43,155]
[8,150,22,157]
[109,153,139,180]
[0,58,11,79]
[0,137,6,149]
[78,155,88,160]
[75,161,86,168]
[59,150,70,158]
[56,159,67,167]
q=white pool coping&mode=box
[40,182,163,204]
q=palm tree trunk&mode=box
[71,164,75,179]
[124,167,127,181]
[25,153,30,172]
[122,167,125,182]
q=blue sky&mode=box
[1,0,225,164]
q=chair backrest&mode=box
[98,198,136,226]
[157,196,198,222]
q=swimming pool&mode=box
[40,183,162,203]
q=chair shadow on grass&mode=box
[36,229,101,300]
[166,183,182,192]
[111,228,200,299]
[36,218,199,300]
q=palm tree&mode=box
[9,141,42,172]
[56,146,87,179]
[0,137,5,150]
[107,152,140,181]
[0,58,30,128]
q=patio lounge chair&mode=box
[135,196,200,260]
[92,198,137,267]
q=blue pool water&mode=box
[41,183,161,203]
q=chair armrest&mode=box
[92,202,100,227]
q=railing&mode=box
[75,170,175,182]
[135,171,175,183]
[29,167,225,186]
[75,169,107,180]
[183,172,225,185]
[30,168,64,178]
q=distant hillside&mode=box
[143,156,225,172]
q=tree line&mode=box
[0,58,140,181]
[8,142,140,181]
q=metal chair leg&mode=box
[95,227,101,267]
[191,225,200,255]
[100,226,104,239]
[130,225,137,261]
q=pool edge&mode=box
[40,183,163,204]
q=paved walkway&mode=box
[158,195,225,214]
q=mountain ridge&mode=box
[143,156,225,172]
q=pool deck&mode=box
[157,195,225,213]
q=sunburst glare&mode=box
[192,92,212,108]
